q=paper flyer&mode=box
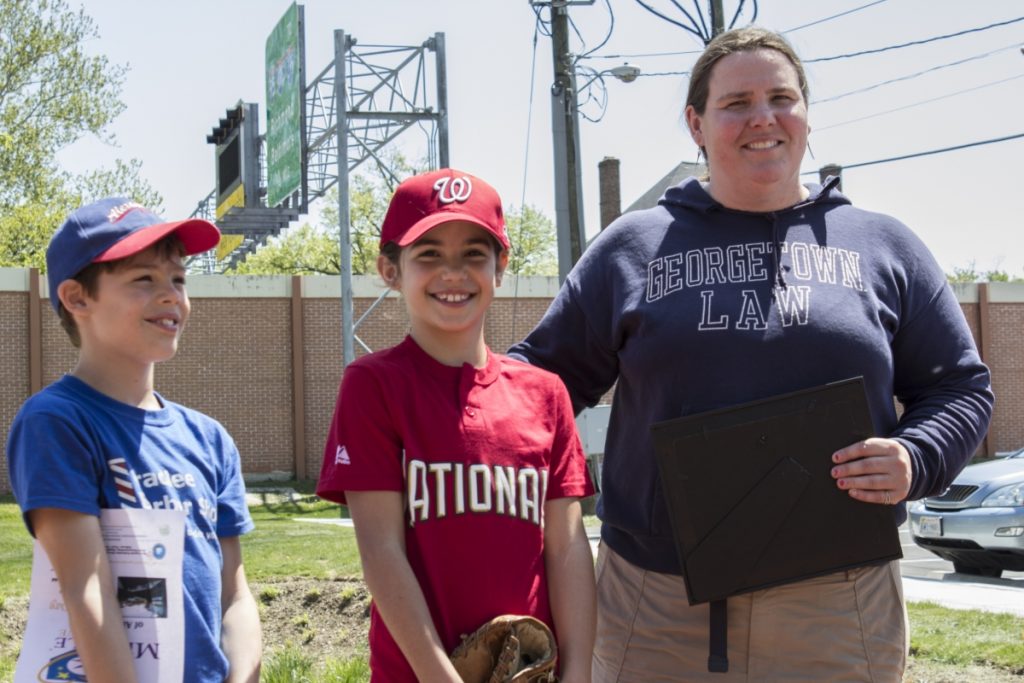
[14,508,185,683]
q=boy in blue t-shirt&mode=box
[6,198,261,682]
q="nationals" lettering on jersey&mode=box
[406,459,550,526]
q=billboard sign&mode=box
[265,3,305,208]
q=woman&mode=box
[510,27,993,681]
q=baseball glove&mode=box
[449,615,558,683]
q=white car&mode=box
[909,447,1024,578]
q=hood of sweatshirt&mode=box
[657,175,852,294]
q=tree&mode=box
[231,192,560,278]
[506,205,558,276]
[0,0,159,268]
[230,223,340,276]
[232,153,420,276]
[232,173,401,276]
[947,263,1024,284]
[232,153,559,277]
[947,264,981,284]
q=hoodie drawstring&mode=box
[769,213,787,299]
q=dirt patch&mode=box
[252,577,370,663]
[0,578,372,673]
[0,595,29,667]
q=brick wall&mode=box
[988,301,1024,452]
[0,291,28,494]
[2,270,1023,492]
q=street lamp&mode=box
[550,61,641,281]
[607,63,641,83]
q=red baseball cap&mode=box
[379,168,510,250]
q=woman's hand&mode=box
[831,438,912,505]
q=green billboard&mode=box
[265,3,304,208]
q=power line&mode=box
[782,0,888,34]
[806,16,1024,63]
[633,0,706,42]
[636,70,691,78]
[520,16,543,211]
[691,0,710,39]
[812,73,1024,132]
[583,48,703,60]
[810,43,1022,105]
[579,0,616,59]
[511,13,546,330]
[531,4,553,37]
[800,133,1024,175]
[727,0,758,30]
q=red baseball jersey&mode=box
[317,336,594,682]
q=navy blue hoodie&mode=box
[510,177,993,574]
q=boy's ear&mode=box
[57,279,90,315]
[494,249,510,287]
[377,255,400,291]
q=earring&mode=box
[806,138,816,161]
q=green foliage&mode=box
[947,263,1024,284]
[230,158,559,277]
[242,498,363,581]
[318,656,371,683]
[3,495,1024,681]
[506,204,558,276]
[260,646,315,683]
[0,497,32,600]
[231,223,340,276]
[0,0,160,268]
[0,0,126,206]
[261,646,369,683]
[232,155,420,276]
[77,159,163,210]
[0,200,67,269]
[909,601,1024,671]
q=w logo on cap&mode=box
[433,176,472,204]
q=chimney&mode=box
[598,157,621,230]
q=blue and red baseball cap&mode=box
[380,168,510,250]
[46,197,221,311]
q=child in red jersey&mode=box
[316,169,596,682]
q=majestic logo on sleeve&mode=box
[645,240,864,331]
[335,445,351,465]
[405,459,549,527]
[433,176,473,204]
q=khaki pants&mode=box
[593,543,908,682]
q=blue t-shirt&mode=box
[6,375,254,683]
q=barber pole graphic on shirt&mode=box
[107,458,151,507]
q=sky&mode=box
[56,0,1024,277]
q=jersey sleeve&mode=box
[6,407,103,534]
[316,363,406,505]
[544,378,596,501]
[214,428,255,538]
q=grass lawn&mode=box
[0,490,1022,682]
[244,491,363,581]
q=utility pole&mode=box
[549,1,587,282]
[709,0,725,39]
